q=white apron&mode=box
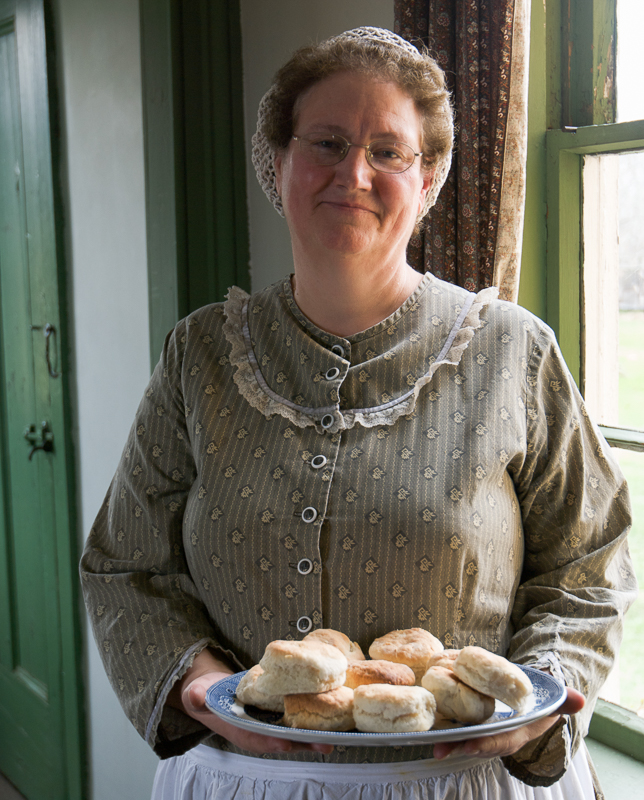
[151,742,595,800]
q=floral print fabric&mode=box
[81,274,635,784]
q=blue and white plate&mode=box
[204,666,566,746]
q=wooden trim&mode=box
[545,121,644,387]
[179,0,250,309]
[599,425,644,452]
[140,0,250,370]
[590,699,644,763]
[140,0,187,368]
[545,137,583,383]
[562,0,616,127]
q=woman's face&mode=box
[274,71,433,264]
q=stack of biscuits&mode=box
[234,628,533,733]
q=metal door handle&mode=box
[30,323,60,377]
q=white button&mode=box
[320,414,334,429]
[296,616,313,633]
[325,367,340,381]
[297,558,313,575]
[301,507,318,523]
[311,455,327,469]
[331,344,345,358]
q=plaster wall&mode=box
[53,0,159,797]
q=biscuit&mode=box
[304,628,365,661]
[453,646,533,713]
[283,686,355,731]
[235,665,285,713]
[425,649,461,672]
[421,666,495,724]
[344,659,415,689]
[255,639,348,695]
[368,628,444,683]
[353,684,436,733]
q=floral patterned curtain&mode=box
[395,0,530,301]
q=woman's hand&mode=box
[432,687,585,761]
[166,649,333,756]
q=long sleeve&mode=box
[502,326,637,784]
[80,318,243,758]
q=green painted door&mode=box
[0,1,84,798]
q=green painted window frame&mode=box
[545,119,644,383]
[542,0,644,765]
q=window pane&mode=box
[617,0,644,123]
[583,152,644,428]
[583,151,644,714]
[618,152,644,430]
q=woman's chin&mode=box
[313,227,381,258]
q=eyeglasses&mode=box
[292,133,422,174]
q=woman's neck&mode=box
[290,255,424,337]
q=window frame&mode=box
[545,120,644,388]
[545,114,644,767]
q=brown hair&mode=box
[260,34,453,172]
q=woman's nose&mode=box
[334,144,374,188]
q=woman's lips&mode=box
[322,200,375,214]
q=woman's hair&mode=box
[252,28,454,220]
[265,35,453,169]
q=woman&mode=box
[81,27,635,799]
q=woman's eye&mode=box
[373,146,403,161]
[313,138,342,152]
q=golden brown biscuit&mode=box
[283,686,354,731]
[255,639,348,695]
[421,666,495,724]
[353,684,436,733]
[235,664,284,712]
[368,628,444,683]
[453,646,533,713]
[344,659,415,689]
[304,628,365,661]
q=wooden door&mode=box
[0,1,84,798]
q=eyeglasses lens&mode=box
[296,134,416,174]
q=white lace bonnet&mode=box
[251,26,454,220]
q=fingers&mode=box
[434,713,560,761]
[222,722,333,755]
[183,677,334,756]
[185,680,208,713]
[556,687,585,716]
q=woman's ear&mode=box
[274,152,283,197]
[418,168,435,214]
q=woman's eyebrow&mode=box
[302,123,411,141]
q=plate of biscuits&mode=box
[205,628,566,746]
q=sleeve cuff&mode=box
[145,638,245,759]
[502,651,573,786]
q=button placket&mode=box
[317,345,349,431]
[288,425,341,636]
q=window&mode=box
[543,0,644,753]
[546,0,644,760]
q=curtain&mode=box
[395,0,530,302]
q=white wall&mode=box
[240,0,394,291]
[53,0,159,798]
